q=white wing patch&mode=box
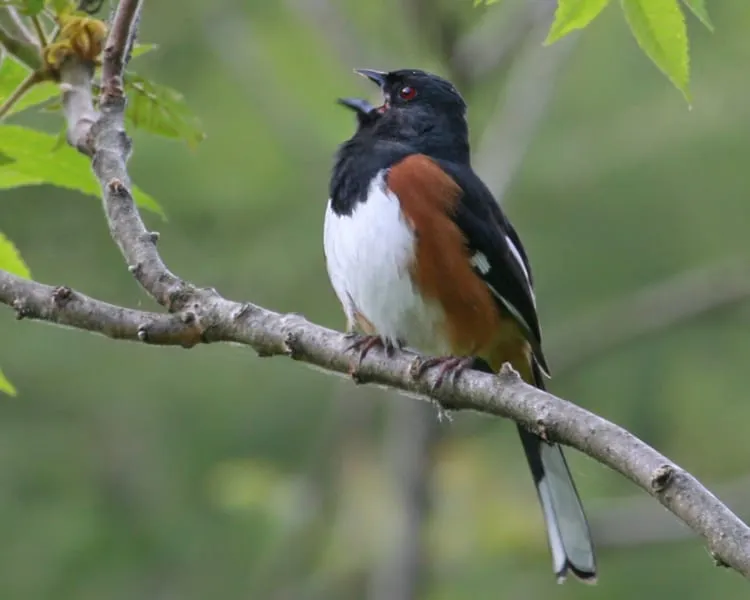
[505,234,531,285]
[469,251,491,275]
[471,239,536,308]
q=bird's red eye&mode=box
[399,86,417,101]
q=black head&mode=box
[353,68,469,162]
[355,68,466,117]
[336,97,381,130]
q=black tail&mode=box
[517,361,597,583]
[471,357,597,583]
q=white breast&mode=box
[323,172,448,354]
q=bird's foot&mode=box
[344,333,402,377]
[410,355,474,422]
[411,355,474,389]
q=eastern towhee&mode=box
[325,69,597,583]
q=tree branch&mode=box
[3,261,750,575]
[0,271,203,346]
[0,69,43,120]
[2,0,750,581]
[100,0,141,94]
[29,14,47,48]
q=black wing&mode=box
[436,159,550,375]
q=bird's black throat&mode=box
[329,110,470,217]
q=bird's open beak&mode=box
[354,68,387,88]
[337,97,376,114]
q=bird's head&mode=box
[354,68,466,119]
[349,68,469,161]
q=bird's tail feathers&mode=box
[471,356,597,582]
[518,361,597,583]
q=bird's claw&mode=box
[410,355,474,423]
[344,334,403,377]
[410,356,474,390]
[345,334,383,364]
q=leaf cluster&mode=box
[476,0,713,102]
[0,0,206,392]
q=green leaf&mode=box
[0,231,31,279]
[0,58,59,117]
[124,73,206,148]
[545,0,611,44]
[0,125,165,217]
[0,368,16,397]
[18,0,44,15]
[46,0,76,15]
[620,0,690,101]
[130,43,159,59]
[0,231,26,394]
[681,0,713,31]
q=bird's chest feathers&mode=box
[324,174,447,351]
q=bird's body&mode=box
[325,169,450,353]
[325,71,597,583]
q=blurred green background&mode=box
[2,0,750,598]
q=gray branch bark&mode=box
[4,257,750,577]
[1,0,750,582]
[0,272,197,344]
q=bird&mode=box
[324,68,597,583]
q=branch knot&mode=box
[52,286,74,308]
[283,331,301,359]
[650,464,675,493]
[107,177,128,195]
[11,298,28,319]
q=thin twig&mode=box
[0,271,202,346]
[100,0,142,97]
[60,57,98,150]
[0,70,42,120]
[30,14,47,47]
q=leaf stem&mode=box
[0,70,43,120]
[30,14,48,48]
